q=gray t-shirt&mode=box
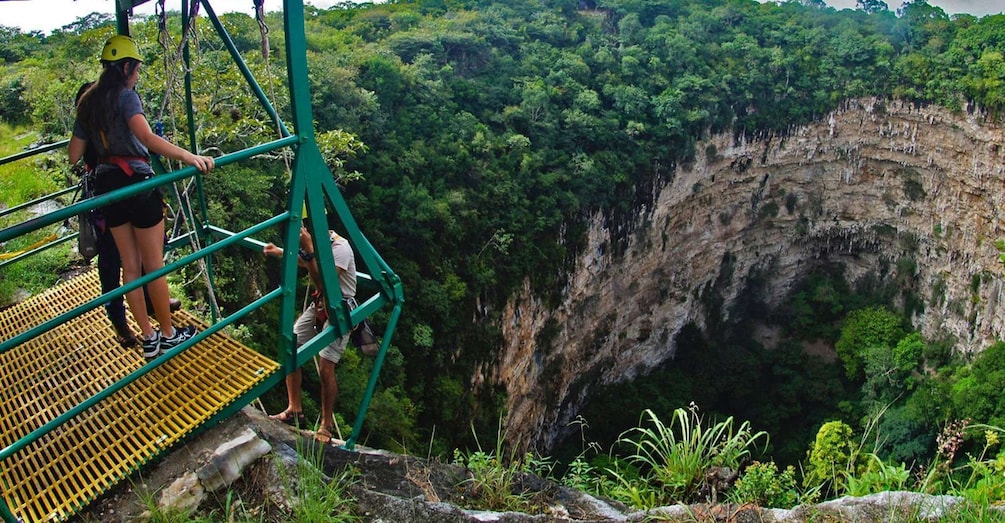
[73,88,152,176]
[330,231,357,299]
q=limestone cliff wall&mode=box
[495,98,1005,453]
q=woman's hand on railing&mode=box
[181,151,215,173]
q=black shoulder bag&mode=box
[75,170,99,262]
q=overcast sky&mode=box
[0,0,342,33]
[0,0,1003,34]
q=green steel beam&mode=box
[0,139,68,166]
[0,233,76,271]
[277,0,317,381]
[0,186,76,220]
[115,0,130,34]
[0,212,289,355]
[0,135,298,245]
[182,0,198,153]
[345,300,403,450]
[277,0,406,450]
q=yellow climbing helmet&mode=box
[100,35,143,63]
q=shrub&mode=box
[611,405,768,507]
[804,420,854,496]
[452,420,546,513]
[944,425,1005,506]
[728,460,800,509]
[844,453,910,496]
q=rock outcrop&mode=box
[497,99,1005,453]
[75,408,986,522]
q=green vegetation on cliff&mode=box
[4,0,1005,504]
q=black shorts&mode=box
[94,168,164,229]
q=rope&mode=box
[154,0,222,318]
[0,234,59,260]
[155,0,198,126]
[256,0,293,177]
[172,182,222,318]
[255,0,269,62]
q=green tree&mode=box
[0,76,28,124]
[0,26,43,63]
[856,0,888,14]
[951,342,1005,428]
[861,332,924,403]
[835,306,904,380]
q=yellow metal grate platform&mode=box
[0,270,278,522]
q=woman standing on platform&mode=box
[69,35,214,359]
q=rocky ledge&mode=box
[71,408,984,522]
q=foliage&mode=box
[611,405,768,507]
[949,342,1005,428]
[835,306,905,381]
[0,76,28,124]
[0,126,66,207]
[275,442,360,522]
[935,504,1005,523]
[574,325,850,470]
[727,460,800,509]
[554,416,620,498]
[920,424,1005,506]
[779,265,853,341]
[560,453,619,499]
[316,128,368,183]
[803,420,855,496]
[0,124,75,303]
[937,424,1005,506]
[872,404,934,467]
[451,420,543,513]
[861,332,926,404]
[844,452,911,496]
[7,0,1005,478]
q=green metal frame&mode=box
[0,2,403,521]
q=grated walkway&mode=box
[0,270,278,522]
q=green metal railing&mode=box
[0,1,403,521]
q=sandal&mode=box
[315,426,333,444]
[269,410,306,427]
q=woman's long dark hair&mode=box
[75,59,140,150]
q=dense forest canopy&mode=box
[4,0,1005,470]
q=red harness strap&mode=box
[103,156,149,176]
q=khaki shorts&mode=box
[294,303,348,363]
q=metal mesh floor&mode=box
[0,269,278,522]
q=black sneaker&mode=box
[141,332,161,359]
[159,325,197,354]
